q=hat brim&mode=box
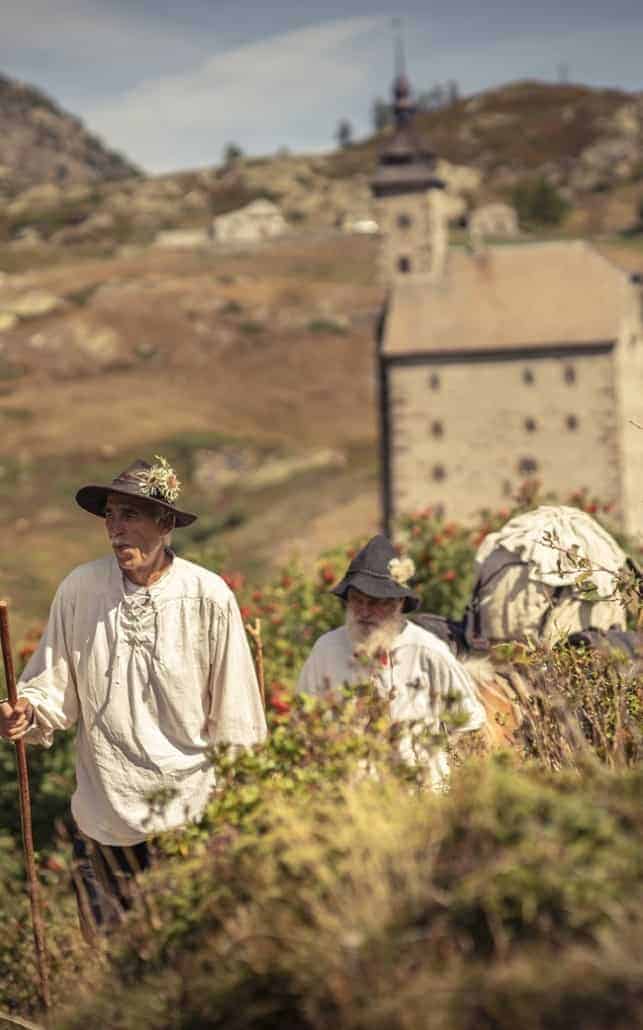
[75,484,197,528]
[331,572,420,613]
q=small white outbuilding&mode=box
[211,198,287,244]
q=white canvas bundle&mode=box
[472,506,628,644]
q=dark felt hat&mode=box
[331,534,420,613]
[76,458,197,527]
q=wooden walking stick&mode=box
[246,617,265,709]
[0,601,51,1012]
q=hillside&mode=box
[332,81,643,188]
[0,73,140,199]
[1,79,642,251]
[1,230,642,644]
[1,75,643,640]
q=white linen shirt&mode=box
[297,621,485,788]
[18,554,267,845]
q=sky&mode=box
[1,0,642,174]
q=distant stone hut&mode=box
[211,198,287,244]
[469,202,519,242]
[372,75,643,537]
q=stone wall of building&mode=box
[387,349,621,524]
[614,283,643,536]
[374,192,434,282]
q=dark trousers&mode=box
[70,823,152,941]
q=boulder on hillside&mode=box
[154,228,210,249]
[51,211,116,245]
[2,290,63,319]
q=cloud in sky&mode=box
[84,16,389,171]
[82,12,642,173]
[1,3,641,174]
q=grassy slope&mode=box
[0,233,642,647]
[0,235,382,643]
[328,81,635,172]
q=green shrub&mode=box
[511,177,569,227]
[307,317,348,335]
[238,320,265,335]
[56,760,643,1030]
[2,493,642,1025]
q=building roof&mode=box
[371,73,443,198]
[381,240,639,357]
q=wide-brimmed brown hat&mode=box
[76,458,197,527]
[331,534,420,613]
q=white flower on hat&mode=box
[137,455,181,504]
[387,556,415,586]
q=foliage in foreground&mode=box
[58,759,643,1030]
[0,486,641,1025]
[1,650,641,1027]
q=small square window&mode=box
[432,464,446,481]
[428,372,440,391]
[430,420,444,438]
[523,368,535,385]
[397,213,412,229]
[524,417,537,432]
[566,414,579,430]
[518,456,538,475]
[398,256,411,273]
[564,365,576,384]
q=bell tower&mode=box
[371,34,444,284]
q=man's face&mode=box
[345,587,404,639]
[104,493,169,577]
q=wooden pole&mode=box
[0,602,51,1012]
[246,617,265,710]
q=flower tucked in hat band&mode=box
[387,557,415,586]
[133,455,181,505]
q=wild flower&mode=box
[137,455,181,504]
[387,556,415,585]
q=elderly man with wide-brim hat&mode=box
[297,535,485,788]
[0,457,266,937]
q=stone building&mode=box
[371,73,445,281]
[211,198,287,244]
[374,78,643,537]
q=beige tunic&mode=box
[297,621,486,788]
[18,554,266,845]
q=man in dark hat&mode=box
[297,535,485,788]
[0,457,266,936]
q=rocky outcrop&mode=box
[0,73,139,198]
[0,77,640,247]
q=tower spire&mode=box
[393,17,405,80]
[391,17,413,129]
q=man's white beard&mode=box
[345,608,405,659]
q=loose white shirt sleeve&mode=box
[17,554,267,845]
